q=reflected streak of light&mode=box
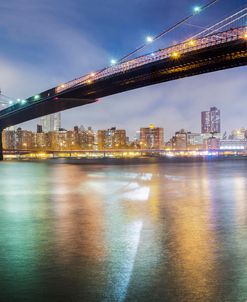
[123,186,150,201]
[234,176,247,225]
[109,220,143,302]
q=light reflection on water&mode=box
[0,161,247,302]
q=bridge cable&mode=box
[119,0,220,62]
[60,0,221,92]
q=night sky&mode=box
[0,0,246,139]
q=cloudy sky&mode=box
[0,0,246,140]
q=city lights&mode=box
[21,99,26,104]
[189,40,196,46]
[171,51,180,58]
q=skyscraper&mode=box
[40,113,61,132]
[201,107,220,134]
[201,111,211,133]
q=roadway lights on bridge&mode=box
[87,79,92,84]
[9,101,13,105]
[193,6,201,14]
[189,40,196,46]
[90,72,96,77]
[34,94,40,100]
[146,36,154,43]
[21,99,26,104]
[171,51,180,58]
[111,59,117,65]
[17,98,21,102]
[244,32,247,39]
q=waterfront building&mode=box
[201,107,221,134]
[97,127,127,150]
[229,128,247,140]
[32,132,47,150]
[187,133,203,150]
[172,129,187,150]
[220,139,247,150]
[2,130,16,150]
[140,124,164,149]
[204,136,220,150]
[15,128,33,150]
[47,130,68,150]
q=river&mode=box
[0,160,247,301]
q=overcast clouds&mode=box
[0,0,246,139]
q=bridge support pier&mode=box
[0,129,3,161]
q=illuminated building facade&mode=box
[40,113,61,132]
[201,107,221,133]
[140,124,164,149]
[97,127,126,150]
[205,136,220,150]
[187,133,203,150]
[229,128,247,140]
[172,129,187,150]
[220,139,247,150]
[15,128,33,150]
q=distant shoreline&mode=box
[3,155,247,164]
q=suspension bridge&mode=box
[0,4,246,160]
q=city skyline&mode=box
[0,0,246,138]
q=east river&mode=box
[0,160,247,302]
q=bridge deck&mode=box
[0,27,246,129]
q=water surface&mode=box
[0,160,247,302]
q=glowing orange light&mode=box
[87,79,92,84]
[171,51,180,58]
[244,33,247,39]
[189,40,196,46]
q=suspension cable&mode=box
[119,0,220,62]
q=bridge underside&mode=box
[0,39,246,160]
[0,98,97,129]
[0,39,246,131]
[64,39,246,100]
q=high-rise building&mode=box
[201,111,211,133]
[40,113,61,132]
[97,127,127,150]
[201,107,220,134]
[2,130,16,150]
[172,129,188,150]
[15,128,33,150]
[140,124,164,149]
